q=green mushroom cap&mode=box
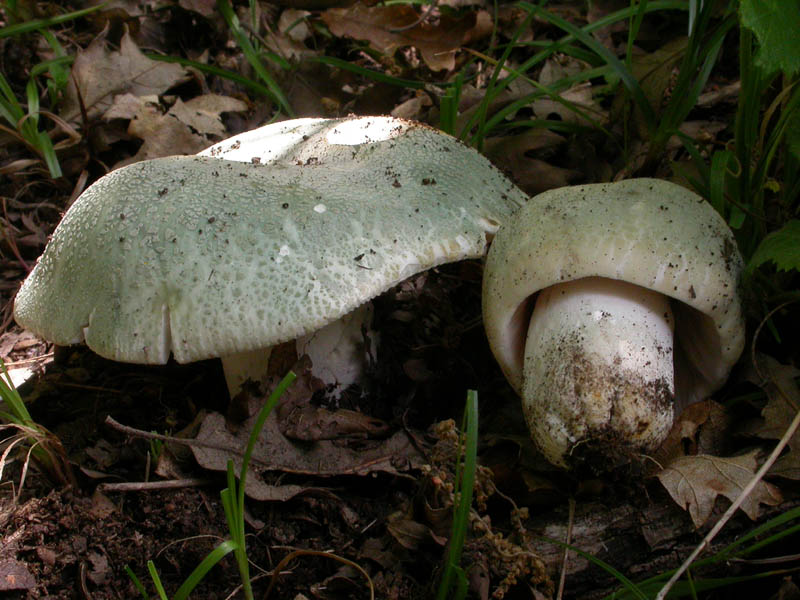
[15,117,526,365]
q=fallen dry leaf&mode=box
[61,30,188,123]
[110,94,247,166]
[653,400,731,469]
[657,450,783,528]
[321,3,492,71]
[483,128,581,195]
[179,0,216,17]
[532,56,604,126]
[747,354,800,480]
[86,551,110,585]
[122,100,207,164]
[278,404,390,441]
[169,95,249,138]
[387,511,447,550]
[391,90,433,120]
[191,409,424,500]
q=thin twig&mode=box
[389,0,439,33]
[556,497,575,600]
[104,415,247,457]
[98,478,214,493]
[263,549,375,600]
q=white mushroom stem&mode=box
[295,303,376,399]
[522,277,676,467]
[220,303,376,399]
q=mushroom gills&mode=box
[522,276,676,467]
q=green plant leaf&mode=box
[748,219,800,272]
[739,0,800,75]
[172,540,238,600]
[787,109,800,161]
[436,390,478,600]
[0,3,107,39]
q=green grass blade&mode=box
[220,479,238,539]
[625,0,649,70]
[519,2,656,129]
[29,55,74,79]
[0,3,107,39]
[752,85,800,198]
[614,508,800,598]
[220,371,295,600]
[21,77,62,177]
[146,54,281,99]
[173,540,238,600]
[469,10,536,148]
[35,130,62,178]
[312,56,429,89]
[436,389,478,600]
[734,520,800,558]
[539,536,648,600]
[457,1,685,143]
[0,72,62,177]
[146,561,169,600]
[709,149,734,217]
[123,564,152,599]
[652,14,735,159]
[0,72,25,122]
[0,359,34,426]
[40,30,70,101]
[673,131,710,195]
[216,0,293,116]
[471,59,612,142]
[715,506,800,559]
[237,372,297,490]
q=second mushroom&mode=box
[482,179,745,468]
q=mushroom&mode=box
[482,178,745,468]
[14,116,527,396]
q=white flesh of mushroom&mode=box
[221,304,376,399]
[523,277,675,467]
[294,302,376,398]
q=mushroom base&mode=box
[522,277,676,468]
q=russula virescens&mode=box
[482,178,745,468]
[14,116,527,396]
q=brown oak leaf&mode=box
[748,354,800,480]
[321,3,491,71]
[60,29,187,122]
[657,451,782,528]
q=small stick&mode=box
[389,0,439,33]
[556,497,575,600]
[104,415,242,455]
[98,478,214,493]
